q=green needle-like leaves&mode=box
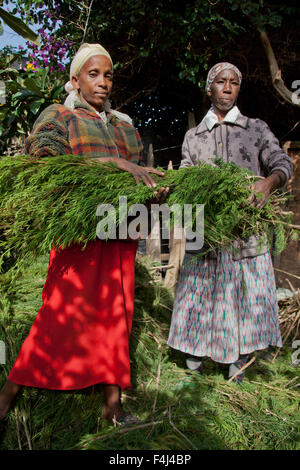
[0,154,295,275]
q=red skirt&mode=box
[8,240,137,391]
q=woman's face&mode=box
[72,55,113,112]
[207,69,240,115]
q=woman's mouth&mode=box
[95,92,108,98]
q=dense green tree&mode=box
[1,0,300,161]
[13,1,298,102]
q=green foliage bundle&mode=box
[0,154,295,275]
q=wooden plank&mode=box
[146,216,162,282]
[145,142,162,281]
[163,227,185,289]
[147,143,154,167]
[275,144,300,288]
[188,111,196,129]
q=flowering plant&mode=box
[25,28,73,73]
[0,56,66,154]
[7,1,73,73]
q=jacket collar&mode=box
[73,99,115,123]
[195,106,248,134]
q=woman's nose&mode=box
[223,81,232,93]
[97,75,107,87]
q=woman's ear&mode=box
[71,75,80,91]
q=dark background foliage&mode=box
[1,0,300,166]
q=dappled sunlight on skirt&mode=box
[8,240,137,391]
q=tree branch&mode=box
[81,0,94,45]
[260,30,299,107]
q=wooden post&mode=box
[163,160,186,289]
[145,142,161,281]
[274,141,300,288]
[146,218,161,260]
[164,113,197,289]
[188,111,196,130]
[147,143,154,167]
[163,112,196,290]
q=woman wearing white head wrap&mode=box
[64,43,133,124]
[1,43,169,427]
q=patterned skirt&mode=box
[167,250,282,364]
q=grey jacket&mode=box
[181,109,293,259]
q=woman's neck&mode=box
[212,106,228,123]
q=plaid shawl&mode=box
[25,100,142,162]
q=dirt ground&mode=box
[275,145,300,290]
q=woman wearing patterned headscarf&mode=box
[168,62,292,383]
[0,43,167,426]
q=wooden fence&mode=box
[139,138,300,291]
[139,112,197,289]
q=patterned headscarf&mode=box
[205,62,242,93]
[64,43,132,124]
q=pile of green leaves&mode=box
[0,154,295,274]
[1,253,299,450]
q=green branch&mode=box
[0,7,40,45]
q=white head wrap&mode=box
[64,43,132,124]
[205,62,242,93]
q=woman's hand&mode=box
[95,157,169,240]
[97,157,165,188]
[98,156,170,204]
[249,171,286,209]
[115,161,170,201]
[249,178,272,209]
[148,186,170,205]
